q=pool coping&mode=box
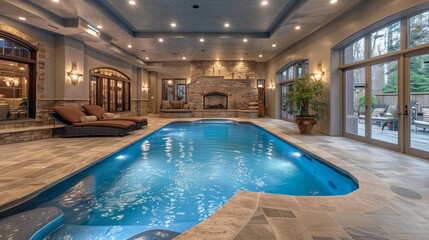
[0,117,393,239]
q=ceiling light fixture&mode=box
[240,58,243,61]
[127,44,132,48]
[259,55,263,58]
[18,17,26,21]
[129,0,136,5]
[261,1,268,6]
[52,0,59,2]
[295,25,301,30]
[182,57,187,60]
[158,38,164,42]
[96,25,103,29]
[171,22,176,28]
[19,67,25,70]
[200,38,205,42]
[216,58,219,60]
[243,38,248,42]
[272,44,277,47]
[224,23,230,28]
[330,0,338,4]
[145,57,149,60]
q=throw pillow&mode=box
[80,115,98,122]
[171,101,181,109]
[183,104,189,109]
[102,113,115,119]
[161,100,171,109]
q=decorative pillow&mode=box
[171,101,181,109]
[102,112,115,119]
[53,106,86,123]
[183,104,189,109]
[80,115,97,122]
[161,100,171,109]
[82,105,106,119]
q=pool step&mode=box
[0,207,63,240]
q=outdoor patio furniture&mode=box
[82,105,148,129]
[415,108,429,133]
[51,106,136,137]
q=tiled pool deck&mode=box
[1,116,429,239]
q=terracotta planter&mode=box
[294,116,317,134]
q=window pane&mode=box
[287,67,294,79]
[344,38,365,64]
[409,11,429,47]
[371,60,398,145]
[282,70,286,81]
[345,68,365,136]
[297,63,303,77]
[370,22,401,57]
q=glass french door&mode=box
[406,52,429,157]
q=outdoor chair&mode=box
[51,106,136,137]
[415,108,429,133]
[82,105,148,129]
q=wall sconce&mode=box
[142,85,149,92]
[310,63,325,81]
[67,63,83,85]
[267,82,276,90]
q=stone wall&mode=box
[190,61,256,82]
[187,77,257,110]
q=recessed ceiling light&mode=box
[243,38,248,42]
[127,44,132,48]
[145,57,149,60]
[259,55,263,58]
[240,58,243,61]
[272,44,277,47]
[97,25,103,29]
[216,58,219,60]
[129,0,136,5]
[158,38,164,42]
[182,57,187,60]
[261,1,268,6]
[19,67,25,70]
[18,17,26,21]
[295,25,301,30]
[171,22,177,28]
[224,23,230,28]
[330,0,338,3]
[200,38,205,42]
[52,0,59,2]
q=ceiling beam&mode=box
[267,0,309,36]
[83,0,135,37]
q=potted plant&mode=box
[283,75,327,134]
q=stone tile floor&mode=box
[1,115,429,239]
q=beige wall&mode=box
[266,0,429,135]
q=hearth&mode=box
[204,92,228,109]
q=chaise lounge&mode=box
[82,105,148,129]
[51,106,136,137]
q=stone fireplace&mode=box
[204,92,228,109]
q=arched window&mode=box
[278,60,309,121]
[0,32,37,121]
[89,68,131,112]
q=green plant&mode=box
[283,75,327,120]
[359,95,376,107]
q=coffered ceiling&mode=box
[0,0,363,67]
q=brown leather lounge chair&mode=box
[51,106,136,137]
[82,105,148,129]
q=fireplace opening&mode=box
[204,92,228,109]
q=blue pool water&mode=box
[18,120,358,234]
